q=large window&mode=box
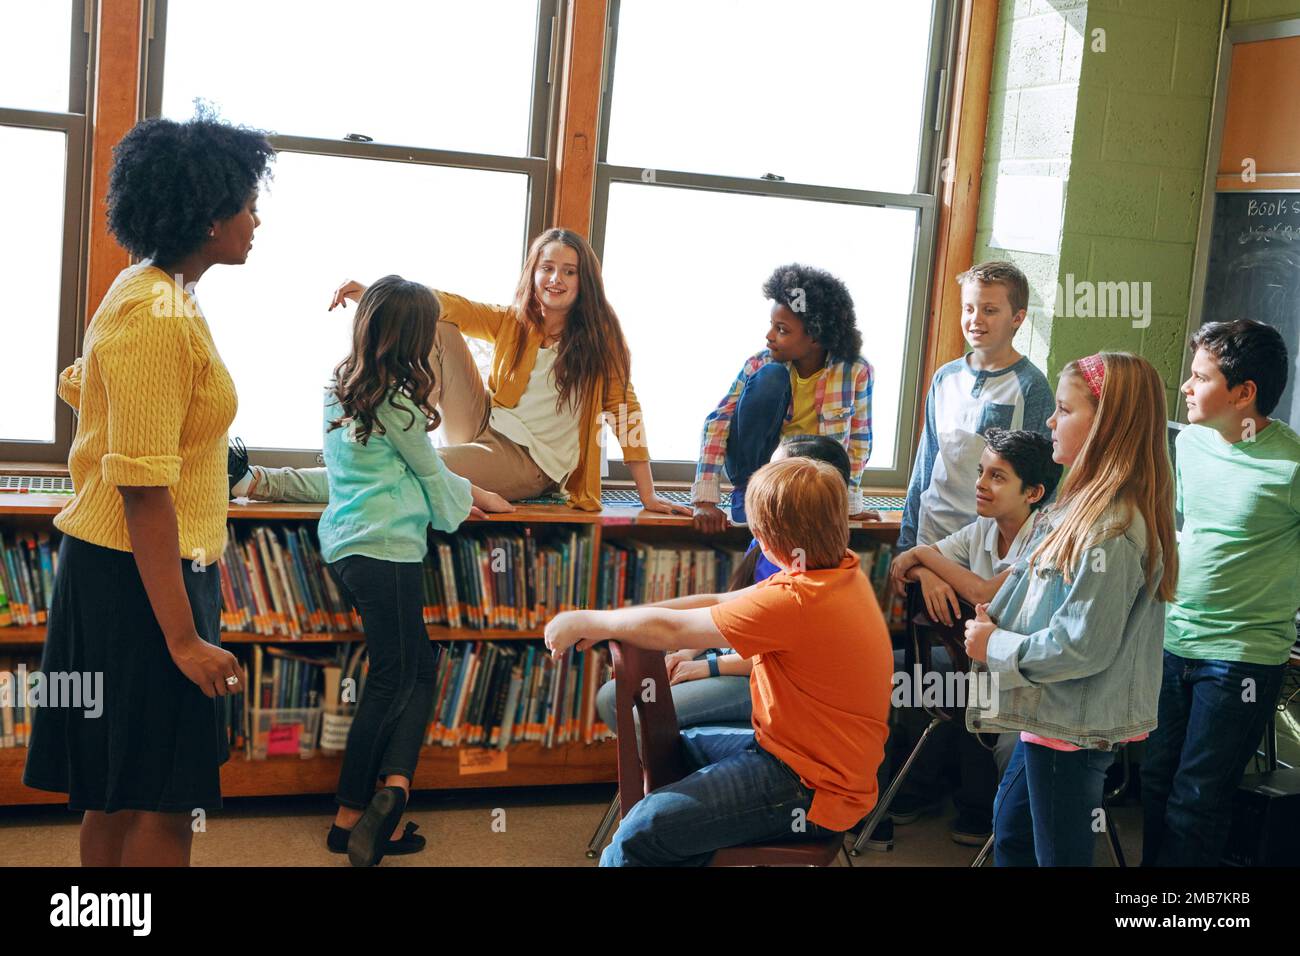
[594,0,954,487]
[147,0,558,460]
[0,1,90,461]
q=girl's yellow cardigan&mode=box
[434,291,650,511]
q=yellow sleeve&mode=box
[603,376,651,463]
[433,290,513,343]
[96,308,195,487]
[57,358,84,410]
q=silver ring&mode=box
[225,675,240,687]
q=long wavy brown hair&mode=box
[1028,352,1178,601]
[329,275,441,445]
[506,228,632,413]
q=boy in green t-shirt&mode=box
[1141,319,1300,867]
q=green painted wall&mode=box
[973,0,1300,413]
[1051,0,1220,417]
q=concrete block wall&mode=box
[973,0,1087,373]
[972,0,1300,415]
[1050,0,1221,418]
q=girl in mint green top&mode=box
[318,383,474,563]
[316,275,511,866]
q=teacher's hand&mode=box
[329,279,368,311]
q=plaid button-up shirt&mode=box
[691,350,874,514]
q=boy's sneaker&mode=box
[949,810,992,847]
[888,793,941,825]
[228,437,250,498]
[864,816,894,852]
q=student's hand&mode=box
[544,610,596,658]
[471,486,516,516]
[850,510,882,523]
[328,279,368,311]
[168,636,248,699]
[888,550,919,596]
[642,494,693,517]
[669,659,709,685]
[692,502,728,534]
[916,567,960,627]
[963,603,995,663]
[664,649,694,680]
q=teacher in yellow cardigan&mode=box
[23,113,272,866]
[232,228,690,515]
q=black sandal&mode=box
[328,820,426,857]
[347,786,408,867]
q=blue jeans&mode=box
[724,363,791,523]
[993,739,1115,866]
[1140,650,1286,867]
[328,556,437,810]
[600,727,839,866]
[594,669,752,736]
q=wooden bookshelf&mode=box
[0,740,618,807]
[0,493,903,808]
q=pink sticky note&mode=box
[267,722,302,756]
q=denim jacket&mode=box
[966,502,1166,749]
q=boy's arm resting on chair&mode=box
[544,585,759,657]
[912,546,1010,605]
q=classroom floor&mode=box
[4,699,1293,868]
[0,783,1146,867]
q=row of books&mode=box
[593,538,902,624]
[0,654,40,747]
[0,533,55,627]
[422,641,611,749]
[595,542,748,608]
[423,528,593,630]
[216,524,597,636]
[3,526,904,637]
[234,641,610,753]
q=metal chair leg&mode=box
[850,715,943,855]
[585,792,620,859]
[970,830,995,867]
[1103,805,1127,867]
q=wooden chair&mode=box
[608,640,848,867]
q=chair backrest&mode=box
[904,581,976,720]
[609,641,689,817]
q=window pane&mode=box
[601,181,917,470]
[194,152,529,450]
[0,2,73,112]
[606,0,935,192]
[161,0,539,156]
[0,127,67,443]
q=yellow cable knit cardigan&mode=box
[54,264,238,566]
[435,290,651,511]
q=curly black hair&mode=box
[761,263,862,362]
[107,111,274,265]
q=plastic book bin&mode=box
[319,704,355,755]
[250,708,322,760]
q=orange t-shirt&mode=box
[709,551,893,831]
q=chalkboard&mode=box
[1200,190,1300,430]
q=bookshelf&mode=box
[0,490,904,807]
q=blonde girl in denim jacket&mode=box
[962,352,1178,866]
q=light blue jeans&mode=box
[594,666,751,736]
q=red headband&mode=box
[1077,353,1105,399]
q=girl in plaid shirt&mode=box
[691,263,873,529]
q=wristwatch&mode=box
[706,651,720,678]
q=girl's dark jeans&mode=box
[328,555,437,810]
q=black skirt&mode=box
[23,534,230,812]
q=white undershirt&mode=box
[488,346,581,485]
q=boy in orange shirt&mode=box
[545,457,894,865]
